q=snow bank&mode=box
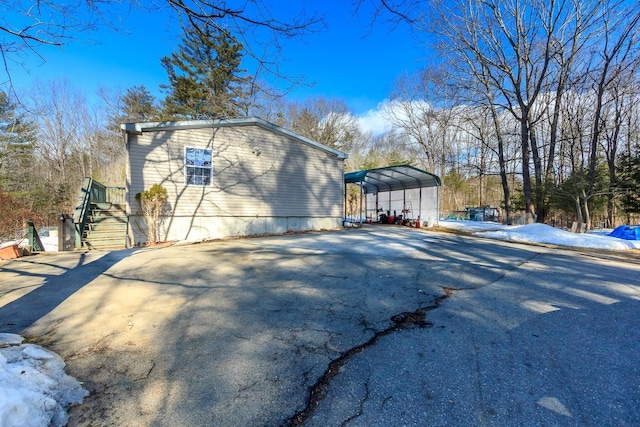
[477,223,640,250]
[0,333,88,427]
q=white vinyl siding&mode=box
[126,122,345,242]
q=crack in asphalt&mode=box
[340,380,369,427]
[133,361,155,381]
[279,255,540,425]
[283,287,455,426]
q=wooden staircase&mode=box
[74,178,127,250]
[82,202,128,250]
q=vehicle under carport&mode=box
[344,164,441,227]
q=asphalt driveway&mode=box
[1,227,639,426]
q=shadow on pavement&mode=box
[0,251,133,334]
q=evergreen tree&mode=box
[617,153,640,216]
[122,85,160,123]
[0,91,36,194]
[161,24,247,120]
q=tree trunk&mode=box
[520,118,535,215]
[582,194,591,232]
[574,199,582,230]
[606,132,619,228]
[486,96,511,223]
[529,127,546,223]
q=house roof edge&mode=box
[120,117,348,160]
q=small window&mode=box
[185,147,212,186]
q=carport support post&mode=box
[419,187,423,226]
[344,183,347,220]
[436,186,440,225]
[359,184,363,223]
[403,189,406,215]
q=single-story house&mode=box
[120,117,348,245]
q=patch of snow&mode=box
[0,334,88,427]
[40,236,59,252]
[439,220,640,250]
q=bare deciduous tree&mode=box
[283,96,361,152]
[24,78,124,216]
[385,68,461,178]
[360,0,640,228]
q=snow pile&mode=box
[0,333,88,427]
[439,220,640,250]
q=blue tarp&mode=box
[609,225,640,240]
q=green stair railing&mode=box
[73,178,125,248]
[28,221,45,252]
[73,177,94,248]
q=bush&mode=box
[0,189,32,241]
[137,184,169,245]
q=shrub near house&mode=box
[137,184,169,245]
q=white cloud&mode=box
[356,100,393,135]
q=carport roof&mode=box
[344,164,441,194]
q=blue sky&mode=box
[6,2,428,115]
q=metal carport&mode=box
[344,164,442,226]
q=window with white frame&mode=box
[185,147,212,186]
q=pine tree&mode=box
[161,24,247,120]
[0,91,36,194]
[122,85,160,123]
[617,153,640,216]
